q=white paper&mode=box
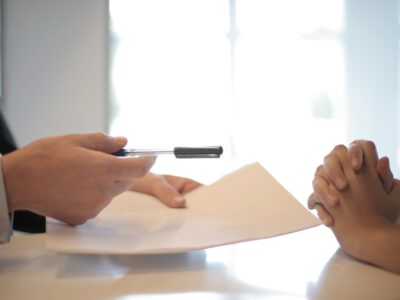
[46,162,321,254]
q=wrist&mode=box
[1,152,24,212]
[350,224,392,264]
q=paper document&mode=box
[46,162,321,254]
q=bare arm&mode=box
[356,225,400,274]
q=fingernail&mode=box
[173,196,186,206]
[336,178,347,190]
[114,136,127,143]
[351,158,361,170]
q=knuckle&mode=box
[83,202,104,220]
[103,160,118,174]
[93,132,108,140]
[323,154,331,162]
[86,210,100,220]
[85,212,99,222]
[307,193,316,209]
[136,159,154,175]
[72,217,87,226]
[348,143,362,157]
[350,139,363,146]
[323,153,335,165]
[314,165,323,176]
[66,214,88,226]
[312,176,324,193]
[332,144,347,153]
[363,140,377,152]
[113,179,132,194]
[133,165,148,177]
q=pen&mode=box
[113,146,223,158]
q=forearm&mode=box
[357,224,400,275]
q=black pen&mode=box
[113,146,223,158]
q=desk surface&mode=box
[1,226,400,300]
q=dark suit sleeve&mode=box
[0,110,45,233]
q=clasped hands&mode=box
[308,140,400,272]
[308,140,399,226]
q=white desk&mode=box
[1,226,400,300]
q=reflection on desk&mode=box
[1,226,400,300]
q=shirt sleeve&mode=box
[0,156,13,243]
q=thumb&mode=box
[153,178,187,208]
[77,132,127,153]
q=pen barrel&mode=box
[174,146,223,158]
[112,147,223,158]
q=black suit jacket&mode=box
[0,110,45,233]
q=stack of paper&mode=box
[46,162,321,254]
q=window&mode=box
[109,0,399,206]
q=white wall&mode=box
[2,0,109,146]
[345,0,399,176]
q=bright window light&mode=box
[109,0,345,204]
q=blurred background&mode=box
[2,0,399,206]
[108,0,400,204]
